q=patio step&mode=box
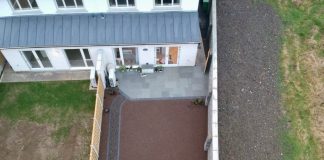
[107,94,127,160]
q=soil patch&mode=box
[0,118,91,160]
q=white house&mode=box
[0,0,200,76]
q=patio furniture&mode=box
[141,64,154,74]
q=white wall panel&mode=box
[83,0,108,12]
[1,49,29,71]
[37,0,57,14]
[0,0,13,17]
[181,0,199,11]
[136,0,153,12]
[88,47,115,68]
[138,46,155,65]
[178,44,198,66]
[46,48,70,70]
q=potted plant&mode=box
[192,98,204,105]
[118,65,127,72]
[137,67,142,73]
[156,65,163,72]
[129,65,133,72]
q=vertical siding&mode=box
[0,12,200,49]
[79,15,89,45]
[19,18,29,47]
[10,17,21,47]
[105,14,115,44]
[71,15,80,45]
[53,16,63,46]
[44,16,55,46]
[3,18,12,48]
[36,16,46,46]
[62,15,72,45]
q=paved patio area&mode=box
[0,65,90,83]
[116,66,208,99]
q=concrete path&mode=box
[0,65,90,83]
[106,95,127,160]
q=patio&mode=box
[0,65,90,83]
[119,100,208,160]
[116,66,208,99]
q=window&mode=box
[155,46,179,65]
[113,47,138,66]
[109,0,135,7]
[156,47,166,64]
[9,0,38,10]
[56,0,83,8]
[168,47,179,64]
[114,48,123,66]
[122,47,138,65]
[65,49,93,67]
[155,0,180,6]
[21,50,53,69]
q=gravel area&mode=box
[217,0,283,159]
[119,100,207,160]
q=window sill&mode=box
[56,8,87,14]
[108,7,138,12]
[152,6,182,11]
[12,9,42,16]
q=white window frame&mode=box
[108,0,136,7]
[113,47,139,67]
[56,0,84,9]
[20,49,54,70]
[63,48,94,69]
[154,0,180,6]
[8,0,39,10]
[154,46,180,66]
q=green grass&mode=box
[265,0,324,159]
[0,81,96,141]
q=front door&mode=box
[22,50,53,70]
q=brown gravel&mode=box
[119,99,207,160]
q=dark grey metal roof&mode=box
[0,12,200,49]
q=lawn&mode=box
[0,81,96,159]
[266,0,324,159]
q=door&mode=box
[155,46,179,66]
[168,46,179,65]
[22,50,53,70]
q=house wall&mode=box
[0,0,199,17]
[0,43,198,72]
[37,0,57,14]
[178,44,198,66]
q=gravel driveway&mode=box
[217,0,283,159]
